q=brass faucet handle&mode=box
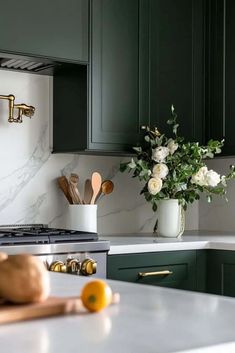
[14,104,35,117]
[24,106,35,117]
[0,94,35,123]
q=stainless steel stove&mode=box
[0,224,109,278]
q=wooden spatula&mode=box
[90,172,102,204]
[83,179,93,204]
[57,176,73,204]
[68,174,83,204]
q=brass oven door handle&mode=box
[138,270,173,278]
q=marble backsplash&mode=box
[0,69,199,233]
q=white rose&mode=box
[152,163,169,179]
[148,177,162,195]
[205,170,220,187]
[167,139,178,155]
[152,146,169,163]
[221,175,227,187]
[191,166,208,186]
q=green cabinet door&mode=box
[206,0,235,155]
[89,0,148,152]
[0,0,88,62]
[107,251,197,291]
[147,0,205,143]
[207,250,235,297]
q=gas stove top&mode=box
[0,225,98,245]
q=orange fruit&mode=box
[80,279,113,312]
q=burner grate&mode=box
[0,226,98,246]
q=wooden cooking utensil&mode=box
[90,172,102,205]
[68,174,83,204]
[57,176,73,204]
[83,179,93,204]
[0,296,84,324]
[95,180,114,203]
[0,293,120,324]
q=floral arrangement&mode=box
[120,106,235,211]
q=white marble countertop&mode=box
[2,272,235,353]
[100,230,235,254]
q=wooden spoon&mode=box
[68,174,83,204]
[57,176,73,204]
[95,180,114,203]
[101,180,114,195]
[90,172,102,204]
[83,179,93,204]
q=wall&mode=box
[0,70,199,234]
[199,158,235,231]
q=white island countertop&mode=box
[2,272,235,353]
[100,230,235,254]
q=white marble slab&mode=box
[100,231,235,254]
[1,272,235,353]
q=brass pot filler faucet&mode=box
[0,94,35,123]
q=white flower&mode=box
[167,139,178,155]
[221,175,227,187]
[152,163,169,179]
[148,177,162,195]
[205,170,220,187]
[191,167,221,187]
[152,146,169,163]
[191,166,208,186]
[127,158,136,169]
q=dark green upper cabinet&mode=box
[0,0,88,62]
[89,0,148,152]
[206,0,235,155]
[53,0,207,154]
[147,0,205,143]
[89,0,206,152]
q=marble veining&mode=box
[1,69,235,233]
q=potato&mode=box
[0,254,50,303]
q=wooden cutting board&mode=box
[0,296,86,324]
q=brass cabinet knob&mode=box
[49,261,67,273]
[81,259,97,276]
[66,258,81,274]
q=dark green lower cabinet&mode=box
[107,251,197,291]
[207,250,235,297]
[108,249,235,296]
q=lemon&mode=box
[81,279,113,312]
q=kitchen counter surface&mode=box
[1,272,235,353]
[100,230,235,254]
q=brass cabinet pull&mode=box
[138,270,173,278]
